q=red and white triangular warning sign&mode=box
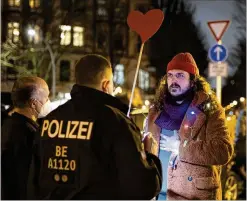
[207,20,230,41]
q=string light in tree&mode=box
[240,97,245,102]
[233,100,238,106]
[226,116,232,121]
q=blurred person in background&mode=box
[1,76,50,200]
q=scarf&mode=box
[155,89,194,130]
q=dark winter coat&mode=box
[32,85,162,200]
[1,113,39,200]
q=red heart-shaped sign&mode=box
[127,9,164,43]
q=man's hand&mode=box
[143,133,159,155]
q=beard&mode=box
[168,83,181,94]
[166,87,194,104]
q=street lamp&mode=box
[27,28,56,100]
[27,29,35,36]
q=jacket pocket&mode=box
[194,177,219,190]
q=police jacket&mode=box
[34,84,162,200]
[1,112,39,199]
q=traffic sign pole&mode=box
[216,75,222,104]
[207,20,230,104]
[216,41,222,104]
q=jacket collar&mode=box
[70,84,129,114]
[191,90,209,108]
[12,112,39,132]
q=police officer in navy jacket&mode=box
[32,54,162,200]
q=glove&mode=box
[160,135,180,154]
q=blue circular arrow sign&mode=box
[208,44,228,62]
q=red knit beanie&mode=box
[167,53,199,75]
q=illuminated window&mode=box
[8,0,20,7]
[60,25,71,46]
[27,25,41,44]
[97,0,108,17]
[139,69,149,90]
[97,7,108,16]
[114,64,124,85]
[73,26,84,47]
[8,22,20,43]
[29,0,40,8]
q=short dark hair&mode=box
[75,54,112,86]
[11,76,45,108]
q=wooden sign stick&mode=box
[127,43,145,117]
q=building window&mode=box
[29,0,40,8]
[113,25,126,53]
[7,67,18,80]
[7,22,20,43]
[27,25,41,44]
[60,25,84,46]
[139,69,149,90]
[114,64,124,85]
[97,0,108,18]
[73,26,84,47]
[8,0,20,7]
[97,7,108,16]
[60,25,71,46]
[114,0,127,20]
[96,23,109,51]
[60,60,70,82]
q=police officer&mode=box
[1,76,50,199]
[33,54,162,199]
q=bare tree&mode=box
[222,0,246,105]
[150,0,208,78]
[1,1,67,98]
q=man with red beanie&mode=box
[143,52,233,200]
